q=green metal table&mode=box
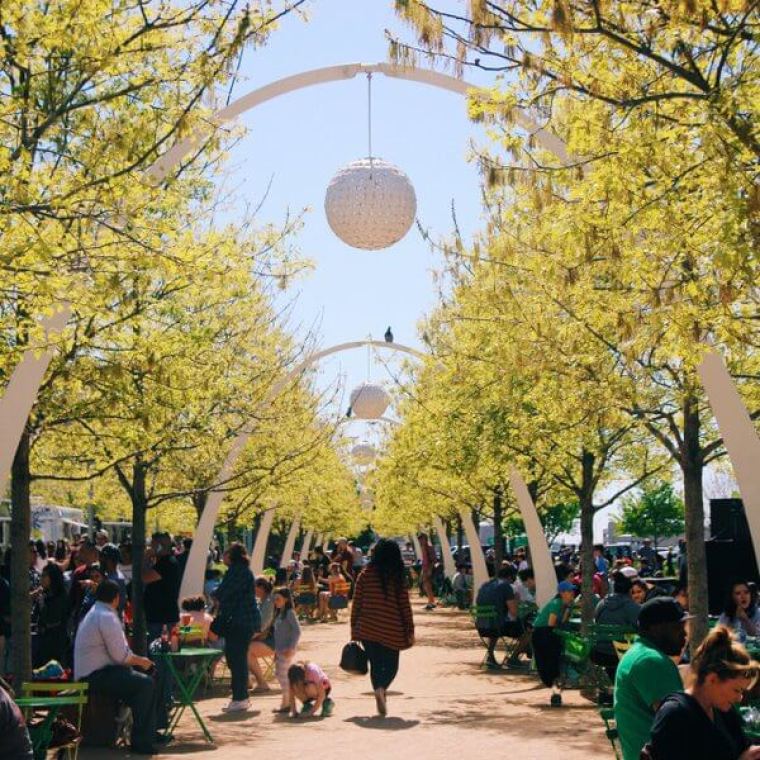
[16,695,84,760]
[154,647,220,743]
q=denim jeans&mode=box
[224,626,252,701]
[361,640,400,691]
[85,665,156,749]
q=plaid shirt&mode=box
[214,563,259,633]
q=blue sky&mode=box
[222,0,490,421]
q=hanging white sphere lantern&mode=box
[324,158,417,250]
[350,382,390,419]
[351,444,377,465]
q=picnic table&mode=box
[153,646,220,743]
[16,694,85,760]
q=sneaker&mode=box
[222,699,250,713]
[321,698,335,717]
[424,603,436,610]
[300,700,315,716]
[550,693,562,708]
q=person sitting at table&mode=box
[179,596,213,643]
[719,581,760,639]
[592,570,640,678]
[74,580,158,755]
[644,625,760,760]
[475,565,523,668]
[292,566,318,621]
[318,563,347,623]
[615,597,688,760]
[532,581,576,706]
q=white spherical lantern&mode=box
[325,158,417,250]
[350,382,390,420]
[351,444,377,465]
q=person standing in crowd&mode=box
[74,580,158,755]
[272,588,301,714]
[417,533,437,610]
[95,529,109,548]
[594,544,609,575]
[615,597,689,760]
[350,539,414,717]
[452,564,469,609]
[718,581,760,640]
[68,539,99,621]
[532,581,576,706]
[645,626,760,759]
[143,532,180,642]
[100,544,126,615]
[212,542,259,713]
[176,538,193,580]
[248,577,276,692]
[34,563,70,667]
[331,538,355,584]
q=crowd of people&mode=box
[0,530,416,756]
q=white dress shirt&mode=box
[74,601,133,680]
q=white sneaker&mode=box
[222,699,250,713]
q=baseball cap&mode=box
[638,597,691,629]
[620,566,639,579]
[557,580,577,593]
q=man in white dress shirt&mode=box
[74,580,157,754]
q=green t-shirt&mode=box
[533,596,565,628]
[614,638,683,760]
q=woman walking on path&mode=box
[350,539,414,716]
[213,542,260,713]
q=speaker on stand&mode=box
[705,499,759,615]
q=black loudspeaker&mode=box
[705,539,760,615]
[710,498,752,543]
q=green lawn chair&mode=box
[599,706,622,760]
[470,604,501,668]
[21,681,89,760]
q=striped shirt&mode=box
[350,565,414,651]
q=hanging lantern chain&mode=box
[367,72,373,168]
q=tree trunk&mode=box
[10,425,32,684]
[579,449,596,631]
[130,461,148,655]
[682,393,708,652]
[492,485,504,567]
[191,490,208,520]
[456,515,463,553]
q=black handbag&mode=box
[210,612,232,638]
[340,641,368,675]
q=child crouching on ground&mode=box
[288,661,334,718]
[272,588,301,713]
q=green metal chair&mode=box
[470,604,501,668]
[21,681,89,760]
[599,706,622,760]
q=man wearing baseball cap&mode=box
[615,597,690,760]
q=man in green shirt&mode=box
[615,597,689,760]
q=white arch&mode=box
[147,62,570,183]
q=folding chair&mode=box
[599,707,622,760]
[469,604,502,668]
[328,581,351,621]
[21,681,89,760]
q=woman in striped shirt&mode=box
[350,540,414,716]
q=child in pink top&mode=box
[287,661,334,718]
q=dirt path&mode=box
[81,600,611,759]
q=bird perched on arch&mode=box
[384,326,393,343]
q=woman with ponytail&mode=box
[645,626,760,759]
